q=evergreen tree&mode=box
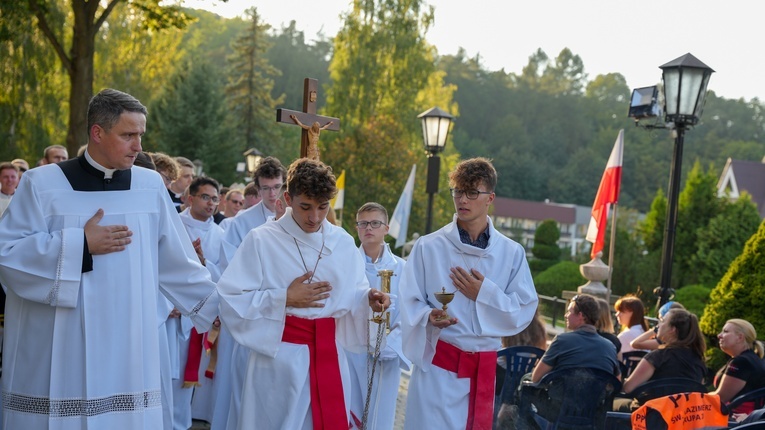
[149,58,238,186]
[530,219,561,274]
[225,7,285,158]
[674,162,723,286]
[693,193,760,286]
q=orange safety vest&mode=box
[631,392,728,430]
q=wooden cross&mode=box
[276,78,340,159]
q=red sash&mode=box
[432,339,497,430]
[281,315,348,430]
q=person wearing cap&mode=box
[630,301,685,351]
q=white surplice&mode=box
[346,243,410,430]
[400,216,538,430]
[175,209,226,427]
[0,162,218,430]
[218,208,371,430]
[211,201,274,430]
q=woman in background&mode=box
[712,319,765,415]
[614,295,649,354]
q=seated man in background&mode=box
[531,294,620,382]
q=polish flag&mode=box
[586,130,624,259]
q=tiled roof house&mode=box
[717,158,765,217]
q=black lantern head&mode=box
[660,53,714,127]
[417,107,453,155]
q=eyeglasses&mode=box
[194,193,220,204]
[259,184,283,194]
[450,188,493,200]
[356,220,386,229]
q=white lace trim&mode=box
[3,390,162,417]
[46,229,66,306]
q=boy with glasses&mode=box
[346,202,411,429]
[400,157,539,430]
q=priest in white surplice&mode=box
[400,158,538,430]
[0,89,219,430]
[218,159,390,430]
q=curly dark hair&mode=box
[448,157,497,191]
[253,156,286,185]
[286,158,337,202]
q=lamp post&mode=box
[418,107,453,234]
[243,147,264,180]
[656,53,714,307]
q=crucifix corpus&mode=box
[276,78,340,160]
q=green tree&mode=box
[225,7,285,158]
[639,188,667,253]
[674,162,723,287]
[692,193,760,286]
[533,261,585,298]
[323,0,457,233]
[700,219,765,343]
[148,59,238,185]
[530,219,561,274]
[11,0,196,155]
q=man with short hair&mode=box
[218,158,390,429]
[223,189,245,218]
[346,202,411,429]
[0,162,19,216]
[532,294,619,381]
[173,176,226,428]
[42,144,68,165]
[243,182,261,209]
[0,88,218,428]
[401,157,539,430]
[169,156,194,209]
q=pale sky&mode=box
[189,0,763,101]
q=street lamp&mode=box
[243,147,264,178]
[656,53,714,307]
[418,106,453,234]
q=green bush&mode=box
[700,219,765,340]
[673,284,712,318]
[534,261,586,298]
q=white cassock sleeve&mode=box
[217,231,289,358]
[156,191,218,332]
[0,176,85,308]
[400,240,442,369]
[471,246,537,338]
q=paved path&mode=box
[191,370,410,430]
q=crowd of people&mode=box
[1,88,764,430]
[0,88,541,430]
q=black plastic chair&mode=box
[729,422,765,429]
[519,367,622,430]
[725,387,765,415]
[619,350,647,379]
[603,411,631,430]
[629,377,707,405]
[495,346,545,405]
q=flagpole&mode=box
[606,203,618,304]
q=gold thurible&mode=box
[371,269,394,329]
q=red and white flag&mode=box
[586,129,624,259]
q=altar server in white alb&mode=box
[0,88,219,430]
[218,158,390,430]
[212,156,287,430]
[401,157,538,430]
[346,202,411,429]
[176,176,227,427]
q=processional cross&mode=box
[276,78,340,159]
